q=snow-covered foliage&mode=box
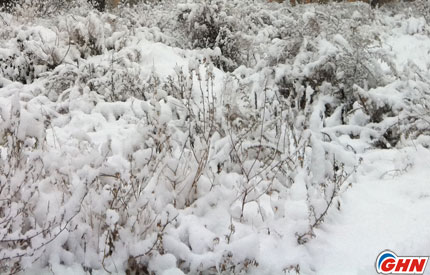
[1,0,430,274]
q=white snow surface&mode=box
[311,147,430,274]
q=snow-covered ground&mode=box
[1,0,430,274]
[311,147,430,274]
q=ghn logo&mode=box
[376,250,429,274]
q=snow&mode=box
[311,147,430,274]
[385,33,430,72]
[106,209,120,227]
[1,0,430,274]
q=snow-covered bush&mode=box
[176,1,243,71]
[10,0,87,18]
[1,0,430,274]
